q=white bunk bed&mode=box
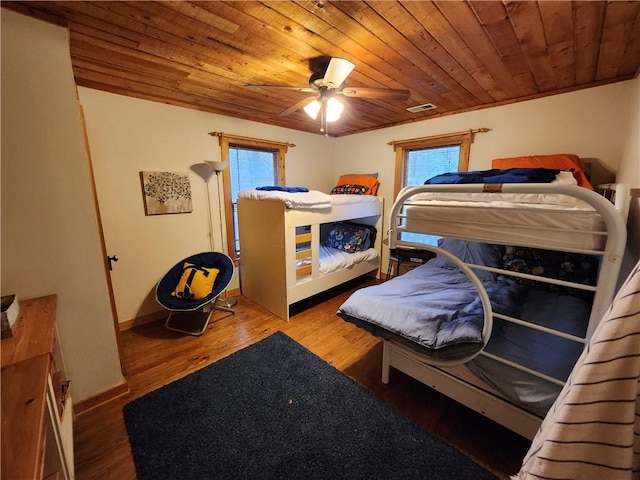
[238,191,383,321]
[338,179,629,440]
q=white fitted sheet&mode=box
[404,200,606,250]
[296,246,379,276]
[327,194,382,206]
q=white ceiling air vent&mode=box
[406,103,437,113]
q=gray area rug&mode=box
[124,331,496,479]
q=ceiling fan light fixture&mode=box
[326,97,344,122]
[249,56,410,132]
[303,99,322,120]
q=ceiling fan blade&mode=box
[278,96,317,117]
[341,87,411,100]
[322,58,355,88]
[245,84,315,93]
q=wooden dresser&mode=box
[1,295,74,479]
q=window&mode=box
[390,129,486,245]
[391,131,477,197]
[228,146,280,256]
[402,145,461,188]
[211,132,290,262]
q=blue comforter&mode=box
[424,167,560,185]
[255,185,309,192]
[337,261,527,360]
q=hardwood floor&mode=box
[73,278,531,480]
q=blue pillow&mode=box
[323,222,376,253]
[434,238,503,282]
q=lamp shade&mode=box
[303,99,322,120]
[326,97,344,122]
[205,160,229,172]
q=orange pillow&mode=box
[336,174,379,195]
[491,154,594,190]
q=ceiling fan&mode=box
[245,57,411,134]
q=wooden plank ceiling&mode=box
[5,1,639,137]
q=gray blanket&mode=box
[337,261,526,360]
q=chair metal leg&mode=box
[165,309,214,336]
[215,290,237,309]
[213,304,235,314]
[165,299,235,336]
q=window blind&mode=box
[403,145,460,186]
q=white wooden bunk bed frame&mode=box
[382,182,629,439]
[238,196,383,321]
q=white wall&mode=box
[78,88,335,324]
[1,10,124,401]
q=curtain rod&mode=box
[209,131,296,148]
[387,128,491,146]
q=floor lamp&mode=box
[204,160,237,308]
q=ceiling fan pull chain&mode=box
[320,100,326,134]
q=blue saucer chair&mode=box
[156,251,235,336]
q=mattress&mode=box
[238,188,332,209]
[237,188,381,210]
[403,200,606,250]
[319,245,378,275]
[398,173,611,251]
[327,194,381,206]
[338,257,592,417]
[296,246,378,276]
[466,288,591,416]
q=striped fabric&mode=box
[513,260,640,480]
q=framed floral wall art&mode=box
[141,171,193,215]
